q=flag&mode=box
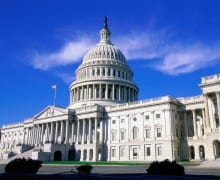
[52,84,57,89]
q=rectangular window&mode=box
[111,148,116,157]
[157,145,162,156]
[145,129,151,138]
[133,147,138,159]
[111,132,116,141]
[112,120,116,124]
[120,147,125,157]
[120,119,125,123]
[146,147,151,156]
[120,130,125,140]
[156,114,160,119]
[145,115,150,120]
[156,128,162,138]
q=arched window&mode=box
[132,126,138,139]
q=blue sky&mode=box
[1,0,220,126]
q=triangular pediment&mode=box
[34,106,67,120]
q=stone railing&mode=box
[75,104,103,114]
[109,96,176,110]
[177,95,203,104]
[2,122,23,129]
[201,74,220,84]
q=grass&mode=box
[43,160,198,166]
[43,161,149,166]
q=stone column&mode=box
[94,118,97,143]
[118,85,121,101]
[216,92,220,124]
[50,122,54,143]
[71,122,75,144]
[204,94,211,128]
[112,84,115,100]
[76,120,80,144]
[128,88,130,102]
[192,110,197,137]
[100,119,103,143]
[184,112,188,138]
[54,121,58,143]
[88,118,91,144]
[99,84,102,99]
[105,84,108,99]
[82,119,85,144]
[65,120,69,144]
[93,84,95,99]
[60,121,64,143]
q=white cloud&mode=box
[31,37,95,70]
[155,44,220,75]
[30,30,220,77]
[56,72,75,84]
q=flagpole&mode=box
[53,85,57,107]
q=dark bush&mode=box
[5,158,42,174]
[147,159,185,176]
[76,164,93,174]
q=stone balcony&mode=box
[201,74,220,85]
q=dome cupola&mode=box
[69,17,138,108]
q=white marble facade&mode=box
[1,18,220,162]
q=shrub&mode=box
[5,158,42,174]
[76,164,93,174]
[147,159,185,176]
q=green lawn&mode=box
[43,161,149,166]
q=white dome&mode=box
[82,42,126,64]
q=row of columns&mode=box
[77,67,132,82]
[22,118,102,146]
[204,92,220,129]
[182,109,205,138]
[71,84,137,103]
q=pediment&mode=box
[34,106,67,120]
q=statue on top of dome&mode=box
[104,16,108,29]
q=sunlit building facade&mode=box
[1,18,220,162]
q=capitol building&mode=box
[1,18,220,162]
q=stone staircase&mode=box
[0,148,34,164]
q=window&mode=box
[111,148,116,157]
[112,120,116,124]
[121,119,125,123]
[145,128,151,138]
[118,71,120,77]
[107,68,110,76]
[120,147,125,157]
[156,114,160,119]
[111,131,116,141]
[133,117,137,122]
[113,69,116,76]
[146,147,151,156]
[102,68,105,76]
[120,130,125,140]
[145,115,150,120]
[133,147,138,159]
[97,68,100,76]
[156,127,162,138]
[132,126,138,139]
[157,145,162,156]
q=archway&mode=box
[189,146,195,160]
[199,145,205,160]
[89,149,93,161]
[54,151,62,161]
[213,140,220,159]
[83,149,87,161]
[68,149,75,160]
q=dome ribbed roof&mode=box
[82,16,127,64]
[82,42,126,63]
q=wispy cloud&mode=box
[155,44,220,75]
[30,30,220,77]
[56,72,75,84]
[31,36,95,70]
